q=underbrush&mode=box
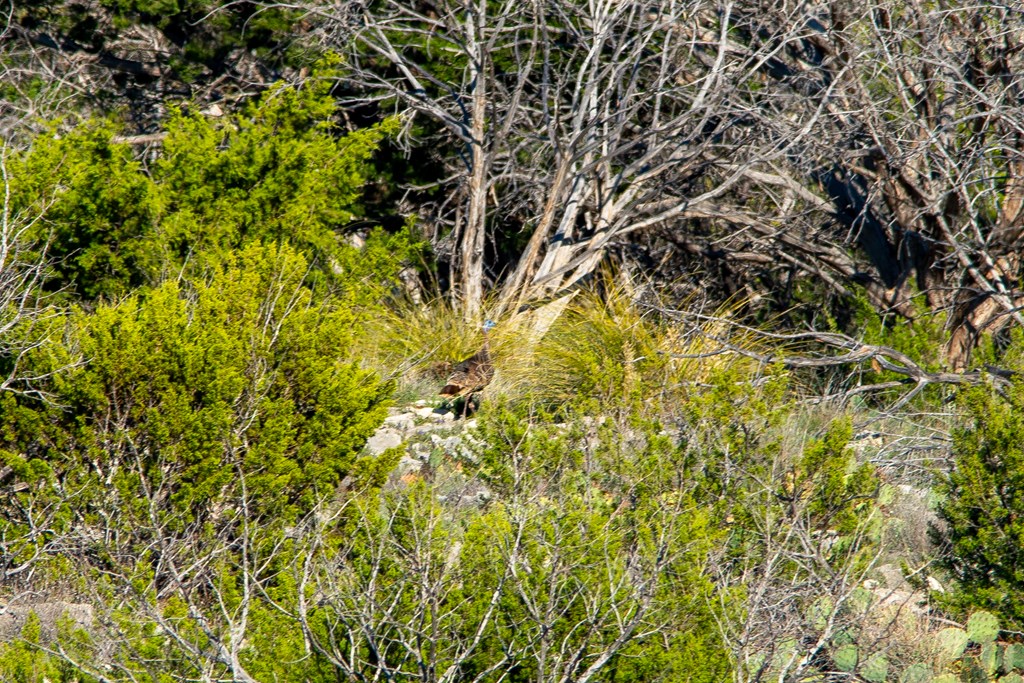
[6,266,1018,683]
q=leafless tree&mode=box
[311,0,539,320]
[10,0,1019,366]
[717,0,1024,370]
[291,0,1023,367]
[41,473,276,683]
[311,0,778,319]
[0,144,70,400]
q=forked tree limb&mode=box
[655,306,1014,411]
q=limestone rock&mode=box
[366,428,403,455]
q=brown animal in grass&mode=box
[439,319,495,415]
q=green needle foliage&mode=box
[0,244,397,681]
[10,60,413,303]
[0,242,391,544]
[938,379,1024,628]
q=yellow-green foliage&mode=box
[356,295,498,382]
[10,60,414,302]
[377,400,738,683]
[515,282,764,415]
[0,243,391,531]
[0,244,397,682]
[0,611,96,683]
[0,613,62,683]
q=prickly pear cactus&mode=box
[771,637,799,671]
[960,657,989,683]
[925,612,1024,683]
[899,663,931,683]
[936,627,969,664]
[1006,643,1024,672]
[979,642,1003,676]
[832,628,855,646]
[807,595,834,631]
[862,653,890,683]
[967,611,1001,644]
[847,587,875,615]
[834,644,858,672]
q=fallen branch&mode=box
[652,304,1015,413]
[111,132,168,145]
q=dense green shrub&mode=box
[0,243,397,681]
[0,242,391,554]
[938,380,1024,627]
[11,70,415,302]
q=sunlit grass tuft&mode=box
[356,276,777,414]
[354,294,515,403]
[503,279,768,415]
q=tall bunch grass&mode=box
[505,280,766,415]
[356,272,778,417]
[355,275,775,414]
[353,294,516,402]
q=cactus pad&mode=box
[967,611,1001,644]
[834,644,858,672]
[862,653,890,683]
[980,642,1003,675]
[807,596,834,631]
[1006,643,1024,671]
[935,627,969,662]
[847,587,875,615]
[899,663,931,683]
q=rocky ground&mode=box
[367,401,492,505]
[362,402,950,623]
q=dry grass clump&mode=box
[494,279,773,415]
[356,296,475,375]
[356,275,777,413]
[353,294,515,401]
